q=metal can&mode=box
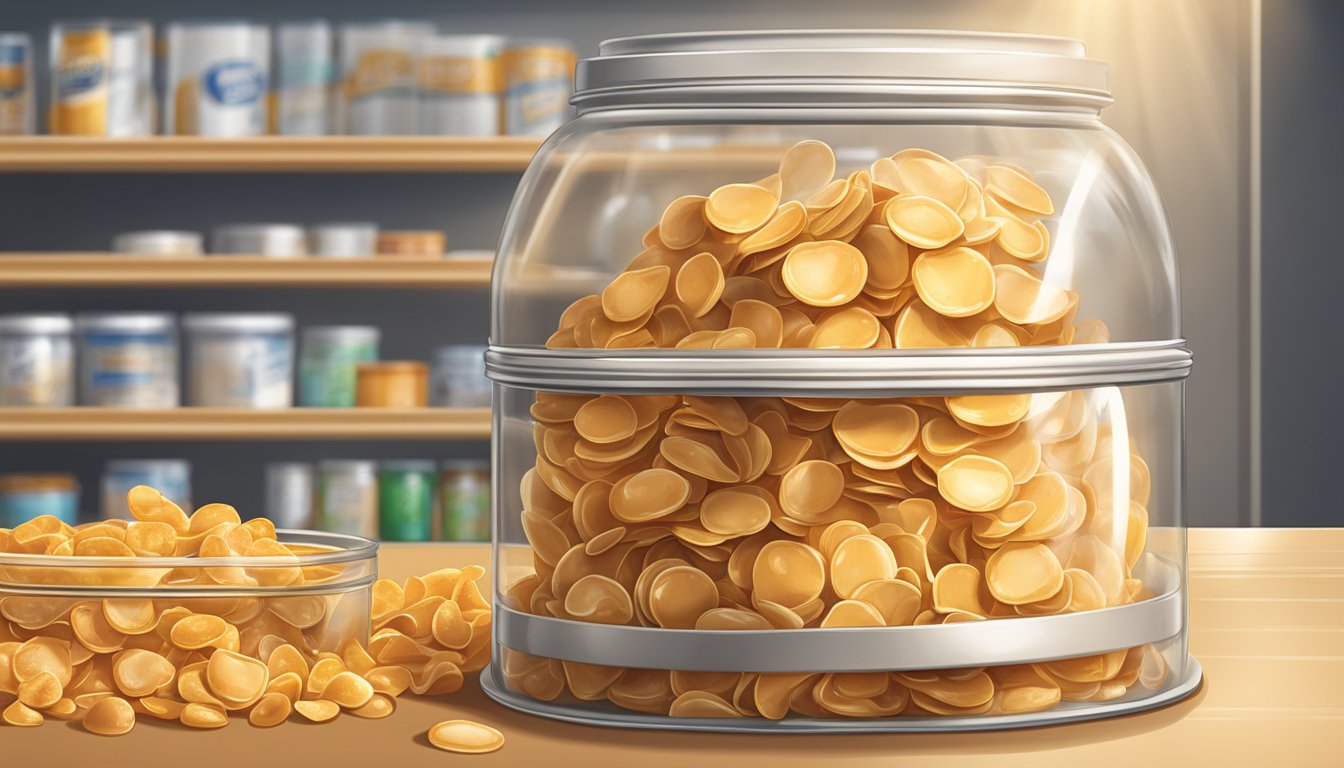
[309,222,378,258]
[440,459,489,542]
[211,223,307,257]
[265,462,314,530]
[182,313,294,408]
[337,20,433,135]
[49,20,152,136]
[275,19,332,135]
[500,38,575,136]
[377,460,435,542]
[0,314,74,407]
[356,361,427,407]
[164,21,269,136]
[76,312,178,408]
[430,344,490,408]
[317,460,377,538]
[102,459,190,520]
[417,35,502,136]
[0,33,35,135]
[111,230,204,256]
[299,325,379,408]
[0,474,80,527]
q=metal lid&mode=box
[486,341,1192,396]
[318,460,377,474]
[574,30,1111,112]
[76,312,176,333]
[0,314,73,335]
[301,325,380,344]
[182,313,294,334]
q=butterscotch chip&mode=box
[428,719,505,754]
[819,600,885,628]
[912,247,996,318]
[751,541,826,609]
[293,699,339,723]
[658,195,708,249]
[985,164,1054,216]
[320,671,375,709]
[564,575,634,625]
[180,702,229,729]
[17,670,63,709]
[885,195,964,249]
[674,252,726,319]
[993,264,1074,325]
[781,240,868,307]
[112,648,175,698]
[647,566,718,629]
[706,183,779,234]
[987,542,1066,605]
[3,699,43,726]
[937,455,1015,512]
[83,696,135,736]
[669,690,741,718]
[601,266,670,323]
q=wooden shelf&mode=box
[0,254,494,288]
[0,136,541,173]
[0,408,491,440]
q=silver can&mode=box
[265,462,314,529]
[211,223,307,257]
[0,314,74,407]
[501,38,575,136]
[431,344,491,407]
[76,312,178,408]
[0,33,35,135]
[276,19,332,135]
[309,222,377,258]
[337,20,433,135]
[164,21,269,136]
[111,230,204,256]
[418,35,502,136]
[182,313,294,408]
[317,460,377,538]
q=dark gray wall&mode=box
[0,0,1255,525]
[1260,1,1344,527]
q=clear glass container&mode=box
[0,530,375,664]
[484,31,1197,731]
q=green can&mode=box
[377,460,435,542]
[440,459,490,542]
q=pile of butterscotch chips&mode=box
[0,486,501,751]
[504,140,1170,719]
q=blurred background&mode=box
[0,0,1335,532]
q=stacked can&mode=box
[163,21,269,136]
[49,20,153,136]
[337,21,433,135]
[275,19,332,135]
[0,33,34,135]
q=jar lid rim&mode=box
[486,341,1192,396]
[575,30,1110,110]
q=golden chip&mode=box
[428,719,506,754]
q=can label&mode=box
[82,333,177,407]
[343,48,417,134]
[441,482,490,542]
[204,59,264,105]
[418,55,497,94]
[378,471,434,542]
[0,41,31,135]
[501,46,574,136]
[52,28,110,135]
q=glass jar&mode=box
[484,31,1196,731]
[0,529,375,666]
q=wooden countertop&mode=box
[6,529,1341,767]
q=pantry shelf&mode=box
[0,408,492,440]
[0,136,541,172]
[0,254,495,288]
